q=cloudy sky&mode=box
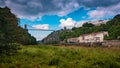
[0,0,120,40]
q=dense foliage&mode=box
[0,7,37,54]
[0,45,120,68]
[0,7,37,45]
[0,43,22,55]
[105,15,120,40]
[82,22,95,27]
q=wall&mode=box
[67,37,79,43]
[78,32,107,43]
[102,40,120,47]
[67,31,108,44]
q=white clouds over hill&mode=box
[59,18,86,28]
[59,18,108,28]
[59,18,76,28]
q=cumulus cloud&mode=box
[32,24,49,30]
[59,18,90,28]
[59,18,76,28]
[75,20,88,27]
[81,0,120,7]
[0,0,80,20]
[59,18,108,28]
[88,2,120,19]
[0,0,120,20]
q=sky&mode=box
[0,0,120,40]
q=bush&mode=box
[0,43,22,55]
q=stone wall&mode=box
[102,40,120,47]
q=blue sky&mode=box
[0,0,120,40]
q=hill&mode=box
[0,7,37,45]
[42,14,120,44]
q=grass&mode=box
[0,45,120,68]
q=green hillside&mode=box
[0,7,37,55]
[0,7,37,45]
[43,14,120,43]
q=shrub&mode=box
[0,43,22,55]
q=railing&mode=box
[24,24,57,31]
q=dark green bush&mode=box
[0,43,22,55]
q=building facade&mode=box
[67,31,108,43]
[67,37,79,43]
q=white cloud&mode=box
[32,24,49,30]
[59,18,76,28]
[59,17,109,29]
[88,3,120,19]
[53,0,80,16]
[59,18,90,28]
[75,20,88,27]
[1,0,81,20]
[88,10,105,18]
[1,0,120,20]
[75,20,109,27]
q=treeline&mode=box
[59,14,120,41]
[0,7,37,45]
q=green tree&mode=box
[0,7,37,44]
[82,22,95,27]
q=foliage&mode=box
[58,14,120,41]
[105,14,120,40]
[0,7,37,45]
[82,22,95,27]
[0,7,37,55]
[0,43,22,55]
[1,45,120,68]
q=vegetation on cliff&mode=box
[43,14,120,43]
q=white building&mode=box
[67,37,79,43]
[67,31,108,43]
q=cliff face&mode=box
[42,31,61,44]
[42,29,72,44]
[42,14,120,44]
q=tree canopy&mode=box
[0,7,37,45]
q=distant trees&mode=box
[83,22,95,27]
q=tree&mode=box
[82,22,95,27]
[0,7,37,45]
